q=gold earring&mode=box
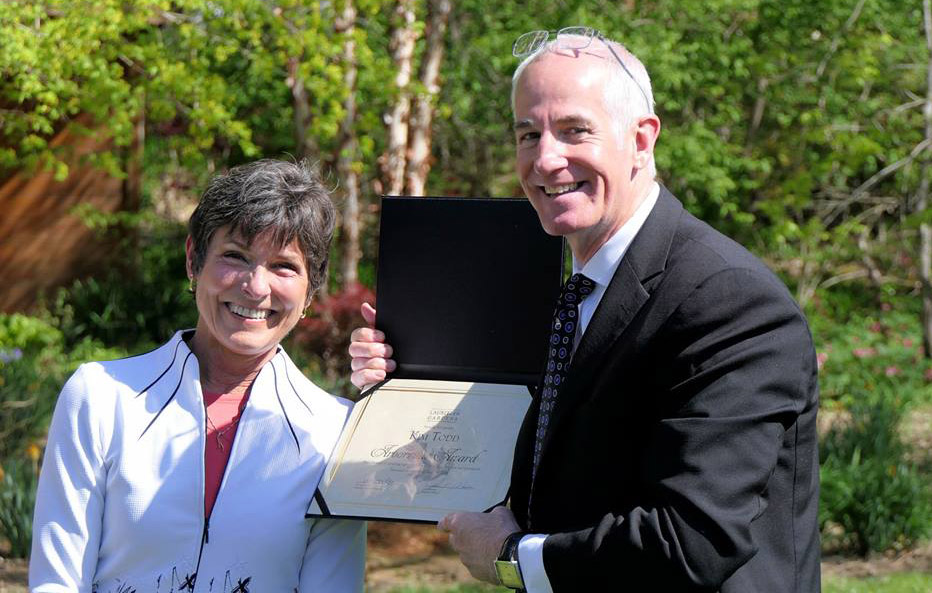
[188,277,196,295]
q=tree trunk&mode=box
[287,56,318,161]
[381,0,418,196]
[335,0,360,286]
[404,0,451,196]
[920,0,932,358]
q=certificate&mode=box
[306,196,561,523]
[307,379,531,523]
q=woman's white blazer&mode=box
[29,331,365,592]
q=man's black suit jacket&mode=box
[510,187,821,592]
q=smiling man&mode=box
[350,27,821,592]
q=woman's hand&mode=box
[348,302,397,390]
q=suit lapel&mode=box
[537,187,684,459]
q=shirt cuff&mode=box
[517,534,553,593]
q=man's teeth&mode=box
[229,303,270,320]
[543,182,581,196]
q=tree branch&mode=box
[816,0,867,78]
[821,139,932,226]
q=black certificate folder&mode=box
[306,197,563,524]
[376,196,564,384]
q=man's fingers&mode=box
[347,340,393,360]
[360,302,377,326]
[350,355,396,372]
[351,369,386,390]
[349,326,386,345]
[350,357,397,388]
[348,310,396,390]
[438,512,458,532]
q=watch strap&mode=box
[498,531,526,561]
[494,531,527,590]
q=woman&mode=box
[29,160,365,592]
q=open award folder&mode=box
[307,196,564,523]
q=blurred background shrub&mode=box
[813,294,932,557]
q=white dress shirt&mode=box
[517,182,659,593]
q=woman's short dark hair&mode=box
[188,159,335,296]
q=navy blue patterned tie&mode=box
[531,273,595,485]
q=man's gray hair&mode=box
[510,34,657,177]
[188,159,335,297]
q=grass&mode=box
[386,585,508,593]
[380,574,932,593]
[823,572,932,593]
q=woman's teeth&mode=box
[228,303,270,319]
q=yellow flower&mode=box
[27,442,41,462]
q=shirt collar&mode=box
[573,181,659,286]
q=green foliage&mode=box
[823,572,932,593]
[819,384,932,556]
[0,458,38,559]
[811,289,931,556]
[810,296,931,408]
[0,0,250,176]
[48,214,196,350]
[0,314,126,461]
[0,313,62,355]
[4,0,925,301]
[0,317,63,461]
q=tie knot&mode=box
[559,273,595,305]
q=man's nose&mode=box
[534,133,568,175]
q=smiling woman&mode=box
[29,160,366,592]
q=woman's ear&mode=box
[185,235,195,279]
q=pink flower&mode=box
[903,338,914,348]
[852,347,876,358]
[885,366,900,377]
[869,322,884,333]
[816,352,828,370]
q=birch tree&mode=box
[404,0,451,196]
[381,0,418,196]
[920,0,932,356]
[335,0,361,285]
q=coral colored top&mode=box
[202,388,249,518]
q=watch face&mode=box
[495,560,524,589]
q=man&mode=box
[350,27,820,592]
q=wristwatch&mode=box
[494,531,527,590]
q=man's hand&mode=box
[438,506,521,584]
[348,302,397,390]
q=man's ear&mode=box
[633,114,661,170]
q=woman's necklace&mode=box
[205,401,247,451]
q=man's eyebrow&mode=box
[555,115,594,127]
[513,115,594,131]
[513,119,534,131]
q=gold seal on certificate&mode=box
[307,196,563,523]
[308,380,531,522]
